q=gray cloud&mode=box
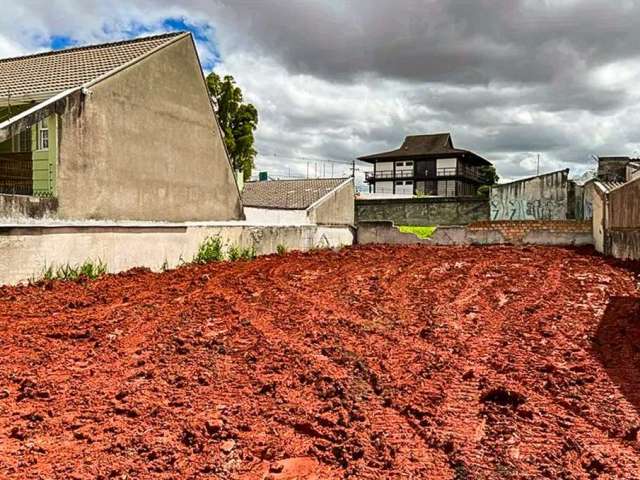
[3,0,640,184]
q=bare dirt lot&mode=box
[1,245,639,479]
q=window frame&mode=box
[37,118,49,151]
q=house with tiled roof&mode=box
[359,133,493,197]
[0,32,243,221]
[242,177,354,225]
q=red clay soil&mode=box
[0,245,639,479]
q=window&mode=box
[38,119,49,151]
[11,128,31,153]
[437,180,456,197]
[395,180,414,195]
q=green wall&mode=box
[32,115,57,196]
[0,110,57,196]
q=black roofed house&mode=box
[359,133,493,197]
[242,177,354,226]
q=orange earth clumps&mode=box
[0,245,639,479]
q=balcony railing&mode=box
[365,165,483,182]
[365,170,413,181]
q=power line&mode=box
[258,151,370,166]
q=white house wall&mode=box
[375,181,394,194]
[375,162,393,176]
[436,158,457,170]
[243,207,311,225]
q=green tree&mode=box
[477,165,499,197]
[206,72,258,181]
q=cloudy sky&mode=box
[3,1,640,186]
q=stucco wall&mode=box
[592,185,606,253]
[582,181,596,221]
[310,180,355,226]
[490,170,570,221]
[356,197,489,226]
[57,35,243,222]
[0,223,354,285]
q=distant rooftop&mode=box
[0,32,186,102]
[242,178,350,210]
[358,133,490,164]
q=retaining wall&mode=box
[0,222,354,286]
[357,220,593,247]
[355,197,489,226]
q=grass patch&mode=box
[397,225,437,239]
[42,259,107,282]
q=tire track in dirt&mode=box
[0,246,639,479]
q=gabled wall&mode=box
[309,180,355,226]
[57,35,243,221]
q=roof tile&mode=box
[242,178,350,209]
[0,32,183,100]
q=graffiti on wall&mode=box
[490,198,565,221]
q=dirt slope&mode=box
[0,245,639,479]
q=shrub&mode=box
[193,236,224,264]
[240,246,256,260]
[227,245,241,261]
[276,244,287,256]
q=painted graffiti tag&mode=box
[491,199,564,221]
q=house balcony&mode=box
[365,165,483,183]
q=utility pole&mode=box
[352,160,356,178]
[306,162,309,178]
[537,154,540,176]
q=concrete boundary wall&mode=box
[356,196,489,226]
[0,223,354,285]
[357,220,593,247]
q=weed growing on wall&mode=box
[276,244,288,255]
[193,236,224,264]
[194,236,257,264]
[41,259,107,282]
[228,245,256,261]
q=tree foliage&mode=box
[477,165,500,197]
[206,72,258,181]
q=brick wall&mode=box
[467,220,592,243]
